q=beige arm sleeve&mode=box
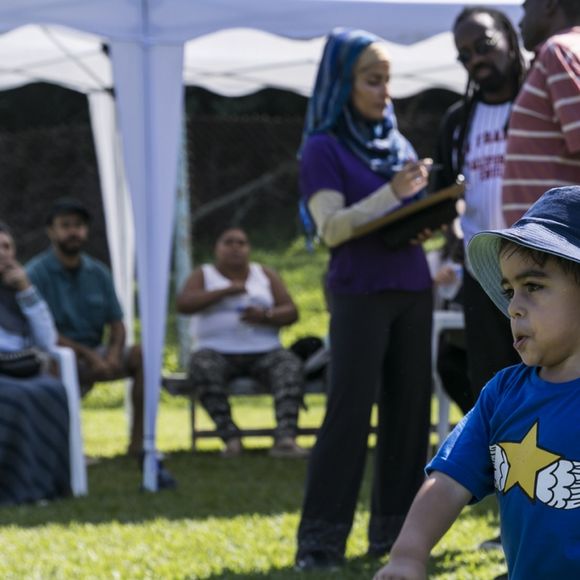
[307,183,400,247]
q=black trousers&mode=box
[437,329,474,415]
[297,289,433,559]
[463,268,520,400]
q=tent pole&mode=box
[174,113,193,368]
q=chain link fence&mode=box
[0,88,460,263]
[188,115,303,249]
[0,124,106,264]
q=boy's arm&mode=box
[374,471,472,580]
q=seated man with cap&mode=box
[26,197,144,456]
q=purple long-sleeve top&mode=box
[300,134,432,295]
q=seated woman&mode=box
[0,221,71,505]
[176,227,307,458]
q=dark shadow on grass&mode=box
[0,447,354,527]
[203,554,381,579]
[199,547,507,580]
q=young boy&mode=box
[374,186,580,580]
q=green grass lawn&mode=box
[0,391,505,579]
[0,238,506,578]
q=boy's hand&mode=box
[373,556,427,580]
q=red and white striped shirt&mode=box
[502,27,580,226]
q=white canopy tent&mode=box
[184,29,467,99]
[0,0,523,490]
[0,25,460,98]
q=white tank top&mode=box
[191,263,281,354]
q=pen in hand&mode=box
[392,160,443,173]
[392,159,432,199]
[417,160,444,172]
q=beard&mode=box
[56,237,84,256]
[472,65,509,93]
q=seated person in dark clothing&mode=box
[176,227,307,459]
[0,221,71,505]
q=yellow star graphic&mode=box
[499,422,561,500]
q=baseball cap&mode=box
[46,197,91,225]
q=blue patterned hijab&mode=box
[299,28,417,181]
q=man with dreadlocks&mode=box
[502,0,580,226]
[433,7,527,409]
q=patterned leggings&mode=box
[188,348,304,441]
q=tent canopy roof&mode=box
[0,1,523,44]
[0,1,523,98]
[0,25,470,98]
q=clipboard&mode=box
[352,177,465,249]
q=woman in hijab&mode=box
[295,28,434,570]
[0,221,71,505]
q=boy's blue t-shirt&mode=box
[428,363,580,579]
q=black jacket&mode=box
[431,99,471,193]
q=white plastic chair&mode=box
[432,310,465,449]
[51,346,88,496]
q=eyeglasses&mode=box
[456,32,501,65]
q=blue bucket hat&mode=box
[467,186,580,317]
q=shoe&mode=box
[366,542,393,558]
[269,437,309,459]
[84,454,101,467]
[479,535,503,550]
[295,551,343,571]
[156,461,177,490]
[221,438,243,458]
[138,453,177,490]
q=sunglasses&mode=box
[456,32,501,65]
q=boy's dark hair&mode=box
[499,239,580,285]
